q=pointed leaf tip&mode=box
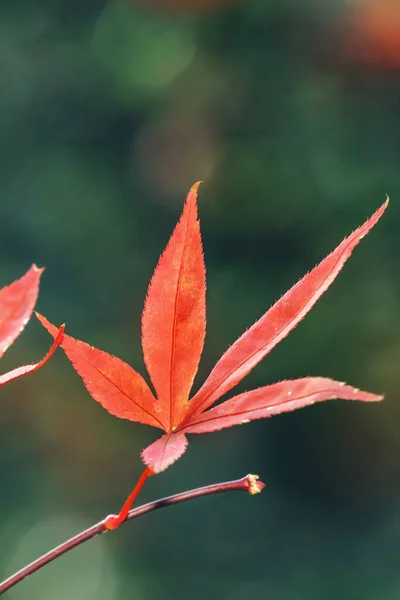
[32,263,45,274]
[189,181,202,195]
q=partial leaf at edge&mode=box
[142,182,206,430]
[141,431,188,473]
[36,313,165,430]
[0,324,65,386]
[183,377,383,434]
[0,265,43,359]
[187,199,388,419]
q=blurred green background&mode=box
[0,0,399,598]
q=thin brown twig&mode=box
[0,473,265,596]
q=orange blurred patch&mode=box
[346,0,400,68]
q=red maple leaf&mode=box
[0,265,64,387]
[37,185,387,528]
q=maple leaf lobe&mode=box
[141,431,188,473]
[0,264,43,358]
[36,313,164,429]
[141,181,206,430]
[181,377,383,434]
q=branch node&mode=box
[104,514,121,531]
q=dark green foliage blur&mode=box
[0,0,399,598]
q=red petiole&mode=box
[105,467,153,530]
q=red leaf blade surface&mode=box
[0,324,65,386]
[0,265,43,359]
[183,377,383,434]
[187,199,388,420]
[141,431,188,473]
[37,313,165,430]
[142,182,206,429]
